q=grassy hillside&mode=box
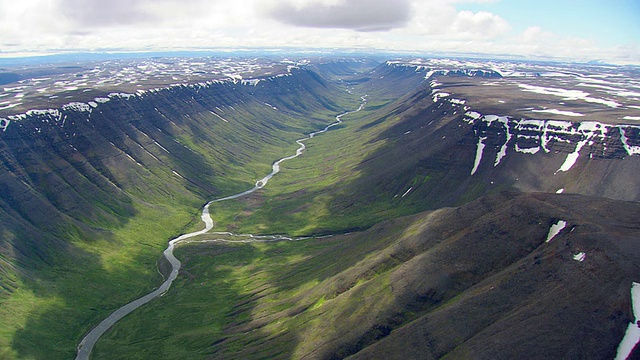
[92,192,640,359]
[3,59,639,359]
[87,64,640,359]
[203,71,477,236]
[0,66,364,359]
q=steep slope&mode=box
[2,56,639,359]
[333,192,640,360]
[0,65,362,359]
[91,192,640,359]
[214,60,640,236]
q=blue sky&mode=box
[460,0,640,47]
[0,0,638,63]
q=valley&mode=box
[0,54,639,359]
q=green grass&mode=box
[81,80,468,357]
[2,202,201,359]
[90,228,401,359]
[0,67,368,359]
[203,95,418,236]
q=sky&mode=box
[0,0,638,63]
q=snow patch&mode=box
[515,143,540,154]
[210,111,229,123]
[172,170,184,179]
[531,109,584,117]
[0,118,10,131]
[556,140,588,173]
[465,111,482,120]
[615,282,640,360]
[619,127,640,155]
[241,79,261,86]
[556,188,564,194]
[572,252,586,262]
[518,83,621,108]
[0,103,21,110]
[471,136,487,175]
[494,116,511,166]
[433,92,450,102]
[624,116,640,121]
[108,92,134,100]
[62,102,91,113]
[546,220,566,242]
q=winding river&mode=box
[75,97,366,360]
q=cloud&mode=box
[451,10,510,38]
[403,1,509,39]
[57,0,156,27]
[56,0,216,28]
[265,0,411,31]
[0,0,636,64]
[521,26,553,43]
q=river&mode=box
[75,97,366,359]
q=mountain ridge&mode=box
[0,56,639,359]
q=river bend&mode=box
[75,97,366,359]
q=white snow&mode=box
[108,92,134,100]
[624,116,640,121]
[432,92,450,102]
[515,143,540,154]
[615,282,640,360]
[531,109,585,117]
[153,141,170,153]
[471,136,487,175]
[0,118,10,131]
[210,111,229,123]
[0,103,21,110]
[241,79,261,86]
[518,83,621,108]
[619,127,640,156]
[94,97,110,103]
[494,117,512,166]
[401,187,413,198]
[545,220,566,242]
[556,188,564,194]
[62,102,92,113]
[465,111,482,120]
[556,140,588,173]
[572,252,586,262]
[172,170,184,179]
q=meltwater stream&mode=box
[75,97,366,359]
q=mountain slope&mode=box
[90,191,640,359]
[0,65,363,359]
[211,61,640,237]
[1,56,639,359]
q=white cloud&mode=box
[400,1,509,39]
[0,0,637,64]
[521,26,554,43]
[451,10,510,38]
[264,0,412,31]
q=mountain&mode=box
[0,61,357,359]
[0,55,638,359]
[208,60,640,236]
[153,192,638,359]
